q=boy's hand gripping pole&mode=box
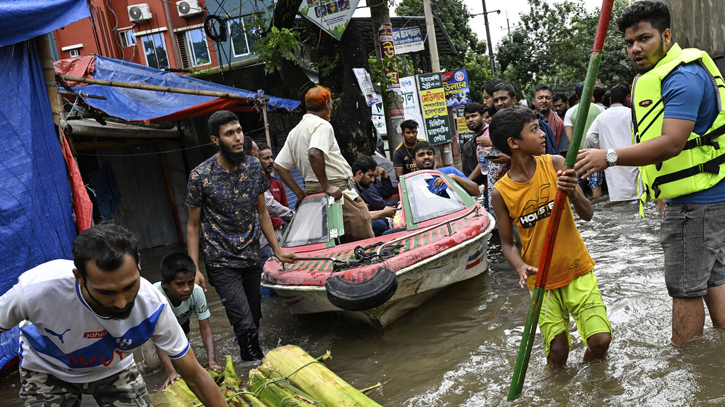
[507,0,615,401]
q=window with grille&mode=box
[119,30,137,47]
[69,49,80,57]
[176,28,211,69]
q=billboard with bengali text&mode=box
[442,69,470,107]
[417,72,452,145]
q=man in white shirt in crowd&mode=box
[585,83,640,203]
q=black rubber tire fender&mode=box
[325,267,398,312]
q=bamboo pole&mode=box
[261,99,272,148]
[262,346,382,407]
[248,366,322,406]
[507,0,615,401]
[60,75,255,101]
[36,35,64,127]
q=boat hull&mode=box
[263,213,494,327]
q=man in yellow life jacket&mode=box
[576,0,725,346]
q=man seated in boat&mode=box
[411,141,481,197]
[351,155,397,236]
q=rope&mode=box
[332,241,403,273]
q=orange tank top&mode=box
[495,155,595,290]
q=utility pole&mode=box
[369,0,405,156]
[506,10,511,35]
[482,0,496,74]
[423,0,455,167]
[423,0,440,72]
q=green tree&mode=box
[496,0,636,98]
[395,0,491,102]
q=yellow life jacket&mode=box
[632,43,725,205]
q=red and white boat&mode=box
[262,170,495,328]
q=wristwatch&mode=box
[605,148,618,167]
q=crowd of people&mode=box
[1,0,724,404]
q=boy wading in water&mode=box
[141,252,223,389]
[490,107,612,367]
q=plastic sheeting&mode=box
[55,55,301,122]
[0,0,90,47]
[0,40,78,371]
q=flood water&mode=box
[2,199,725,406]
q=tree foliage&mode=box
[496,0,636,99]
[395,0,492,103]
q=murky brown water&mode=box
[3,199,725,406]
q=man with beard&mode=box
[576,0,725,346]
[257,142,294,265]
[275,85,375,243]
[0,223,226,407]
[533,84,567,155]
[412,141,480,197]
[186,110,296,361]
[462,102,489,182]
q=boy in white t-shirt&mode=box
[141,252,222,389]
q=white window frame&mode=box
[185,28,211,67]
[140,33,170,70]
[119,30,136,47]
[228,17,252,57]
[69,49,81,57]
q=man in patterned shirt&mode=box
[186,110,295,361]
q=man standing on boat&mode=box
[186,110,296,361]
[576,0,725,346]
[274,85,374,243]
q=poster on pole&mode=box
[392,26,425,54]
[442,69,471,107]
[378,23,400,93]
[299,0,360,40]
[353,68,382,106]
[417,73,452,145]
[400,75,424,127]
[455,106,473,141]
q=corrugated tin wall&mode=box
[669,0,725,58]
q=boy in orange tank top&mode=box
[490,107,612,368]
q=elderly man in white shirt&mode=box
[585,83,640,203]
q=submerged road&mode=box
[2,200,724,406]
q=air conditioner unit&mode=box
[177,0,202,17]
[128,4,152,22]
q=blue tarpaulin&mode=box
[0,0,90,47]
[59,55,301,122]
[0,0,88,372]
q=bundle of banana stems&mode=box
[149,345,382,407]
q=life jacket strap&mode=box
[650,154,725,198]
[681,123,725,151]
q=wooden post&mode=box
[262,99,272,148]
[36,35,64,128]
